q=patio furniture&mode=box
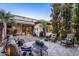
[49,34,57,42]
[45,35,51,41]
[17,39,25,47]
[45,33,52,41]
[61,33,74,47]
[32,43,48,56]
[14,38,18,44]
[21,47,33,56]
[6,44,20,56]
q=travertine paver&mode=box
[0,36,79,56]
[44,41,78,56]
[14,36,38,43]
[21,41,79,56]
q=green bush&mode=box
[57,33,65,41]
[35,40,44,46]
[73,37,79,44]
[57,33,61,41]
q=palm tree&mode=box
[0,9,15,40]
[0,9,15,53]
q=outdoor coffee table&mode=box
[32,43,48,56]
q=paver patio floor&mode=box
[45,41,79,56]
[23,41,79,56]
[0,36,79,56]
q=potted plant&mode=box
[35,40,44,46]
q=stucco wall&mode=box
[34,24,43,37]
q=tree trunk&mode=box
[2,21,7,40]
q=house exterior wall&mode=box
[12,23,33,36]
[34,24,43,37]
[47,24,53,33]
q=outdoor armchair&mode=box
[49,33,57,42]
[45,35,51,41]
[61,33,74,47]
[16,39,25,47]
[45,33,53,41]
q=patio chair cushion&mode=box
[21,47,31,51]
[21,47,32,56]
[66,34,74,41]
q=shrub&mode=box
[73,37,79,44]
[58,33,62,41]
[35,40,44,46]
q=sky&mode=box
[0,3,51,21]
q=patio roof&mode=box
[15,20,35,25]
[14,15,38,23]
[14,15,40,25]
